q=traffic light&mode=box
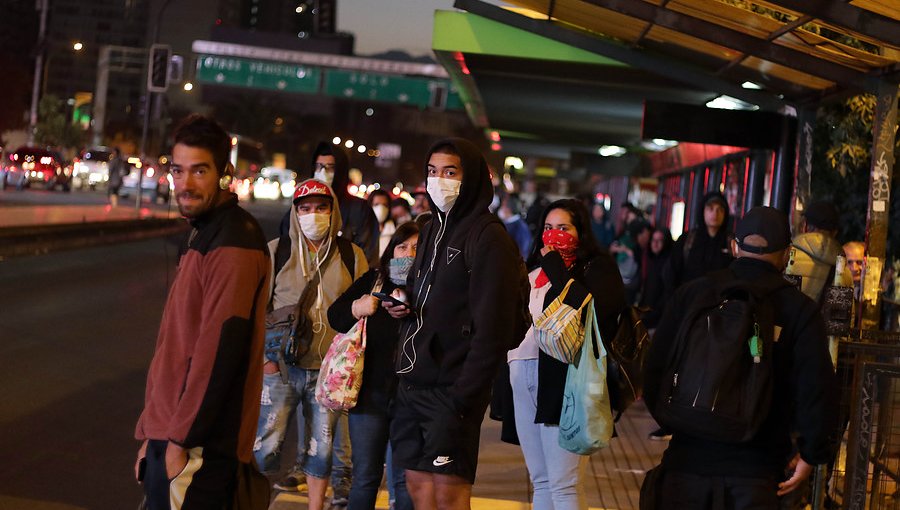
[315,0,335,35]
[147,44,172,93]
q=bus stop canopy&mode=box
[433,0,900,158]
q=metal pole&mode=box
[93,46,110,147]
[771,114,797,214]
[810,464,827,509]
[744,150,768,214]
[137,0,175,212]
[27,0,49,146]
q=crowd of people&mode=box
[133,113,861,510]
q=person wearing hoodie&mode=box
[385,138,525,510]
[651,191,734,441]
[662,191,734,297]
[786,201,843,303]
[307,141,380,266]
[639,227,674,330]
[254,179,368,510]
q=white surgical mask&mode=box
[298,212,331,241]
[314,169,334,186]
[372,204,389,224]
[427,177,462,213]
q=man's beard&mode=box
[177,191,211,218]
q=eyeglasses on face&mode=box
[315,162,336,171]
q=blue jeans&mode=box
[332,411,352,500]
[510,359,587,510]
[290,406,352,498]
[254,368,344,480]
[348,409,412,510]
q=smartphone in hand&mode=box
[372,291,409,308]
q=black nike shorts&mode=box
[389,384,488,484]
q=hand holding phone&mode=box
[372,291,408,308]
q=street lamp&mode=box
[73,41,84,51]
[183,82,193,91]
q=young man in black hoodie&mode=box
[385,138,524,510]
[662,191,734,296]
[642,207,837,509]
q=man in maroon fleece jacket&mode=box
[134,114,270,509]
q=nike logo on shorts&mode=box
[433,456,453,467]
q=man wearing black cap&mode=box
[642,206,837,509]
[786,201,844,302]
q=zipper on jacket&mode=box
[668,373,678,403]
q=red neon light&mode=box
[491,143,502,151]
[453,52,471,75]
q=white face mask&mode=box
[427,177,462,213]
[298,212,331,241]
[314,169,334,186]
[372,204,389,224]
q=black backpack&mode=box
[462,213,532,348]
[651,271,787,443]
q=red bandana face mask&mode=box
[542,229,579,264]
[536,229,579,288]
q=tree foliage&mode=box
[34,95,82,149]
[811,94,900,260]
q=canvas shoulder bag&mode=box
[534,279,592,363]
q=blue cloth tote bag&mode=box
[558,301,614,455]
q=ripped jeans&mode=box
[254,368,344,481]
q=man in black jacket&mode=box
[642,206,837,509]
[385,138,524,510]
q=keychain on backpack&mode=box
[748,323,762,363]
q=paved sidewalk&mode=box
[271,402,666,510]
[0,203,179,228]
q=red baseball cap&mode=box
[293,179,335,204]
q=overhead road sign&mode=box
[323,70,462,110]
[192,40,449,79]
[195,54,462,110]
[196,55,320,93]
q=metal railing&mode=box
[822,336,900,510]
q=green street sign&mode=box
[194,53,462,109]
[323,70,462,110]
[196,55,320,93]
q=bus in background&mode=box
[229,134,265,201]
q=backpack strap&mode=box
[335,237,356,279]
[273,234,292,285]
[462,214,504,272]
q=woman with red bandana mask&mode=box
[506,199,626,510]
